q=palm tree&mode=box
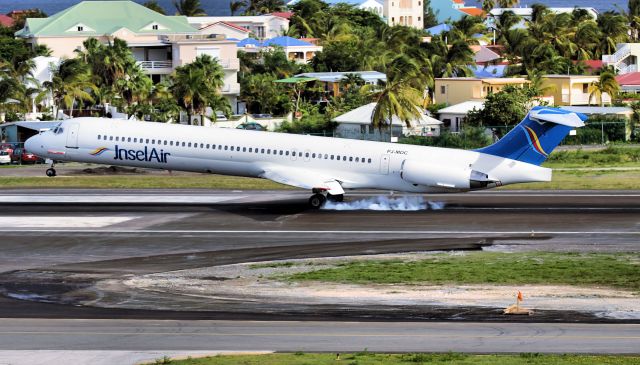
[229,0,246,15]
[482,0,495,12]
[171,55,228,125]
[173,0,206,16]
[597,11,629,55]
[589,71,620,106]
[364,55,424,130]
[43,58,96,118]
[628,0,640,41]
[143,0,166,14]
[497,0,519,7]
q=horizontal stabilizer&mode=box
[529,109,586,128]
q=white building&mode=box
[188,15,289,40]
[437,100,485,132]
[237,36,322,64]
[603,43,640,75]
[333,103,442,141]
[198,21,251,40]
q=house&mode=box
[198,21,251,40]
[489,7,598,22]
[333,103,441,141]
[0,14,14,28]
[560,106,634,141]
[602,43,640,75]
[188,15,289,40]
[541,75,611,106]
[237,36,322,63]
[616,72,640,93]
[15,1,241,112]
[288,0,422,29]
[294,71,386,97]
[434,77,529,106]
[437,100,484,132]
[430,0,483,23]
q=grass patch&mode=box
[249,261,298,269]
[0,169,638,190]
[543,146,640,168]
[0,175,294,189]
[500,170,640,190]
[284,252,640,292]
[165,353,640,365]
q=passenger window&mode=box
[261,149,265,153]
[170,141,174,146]
[279,150,283,155]
[285,151,290,156]
[206,144,210,149]
[231,146,235,151]
[218,145,222,150]
[134,138,138,143]
[164,141,167,145]
[225,146,228,150]
[368,158,372,163]
[200,143,204,148]
[116,137,120,141]
[97,135,101,140]
[249,148,252,152]
[152,139,155,144]
[305,152,309,157]
[181,142,185,147]
[267,149,271,154]
[109,136,113,141]
[330,155,334,160]
[243,147,247,152]
[324,154,328,159]
[355,157,359,162]
[312,153,316,158]
[194,144,197,149]
[146,139,150,143]
[349,157,353,162]
[188,142,192,147]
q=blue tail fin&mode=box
[477,106,587,166]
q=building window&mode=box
[440,85,446,94]
[360,125,366,134]
[77,26,83,31]
[152,24,159,30]
[582,83,589,94]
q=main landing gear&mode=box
[46,162,56,177]
[308,190,344,209]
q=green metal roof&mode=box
[17,1,196,37]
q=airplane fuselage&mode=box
[26,118,551,194]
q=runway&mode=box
[0,189,639,362]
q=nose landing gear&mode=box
[46,162,56,177]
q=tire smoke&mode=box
[322,195,446,211]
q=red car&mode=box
[0,143,14,155]
[12,147,41,164]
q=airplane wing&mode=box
[259,165,345,195]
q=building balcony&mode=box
[221,83,240,95]
[561,93,612,105]
[137,60,173,74]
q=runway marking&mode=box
[0,216,140,228]
[0,195,247,204]
[0,229,637,235]
[0,331,638,340]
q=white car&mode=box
[0,150,10,165]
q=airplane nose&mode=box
[25,135,40,154]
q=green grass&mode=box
[284,252,640,292]
[543,146,640,168]
[0,175,293,189]
[164,353,640,365]
[0,169,638,190]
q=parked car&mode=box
[12,148,41,164]
[0,150,10,165]
[236,122,266,131]
[0,143,15,155]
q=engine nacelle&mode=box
[401,160,472,189]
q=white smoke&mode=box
[322,195,446,211]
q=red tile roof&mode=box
[459,7,484,17]
[616,72,640,86]
[0,14,14,27]
[199,21,250,33]
[453,0,464,3]
[270,12,293,19]
[583,60,603,70]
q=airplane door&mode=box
[65,123,79,149]
[380,154,390,175]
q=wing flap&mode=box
[260,165,345,195]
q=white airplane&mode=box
[25,106,585,208]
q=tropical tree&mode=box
[365,55,425,129]
[143,0,166,14]
[423,0,439,28]
[173,0,206,16]
[589,71,620,106]
[245,0,285,15]
[482,0,496,13]
[497,0,518,7]
[43,58,96,118]
[229,0,247,15]
[597,11,628,55]
[171,54,229,125]
[628,0,640,41]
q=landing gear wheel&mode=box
[327,194,344,202]
[46,168,56,177]
[308,193,326,209]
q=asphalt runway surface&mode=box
[0,189,639,362]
